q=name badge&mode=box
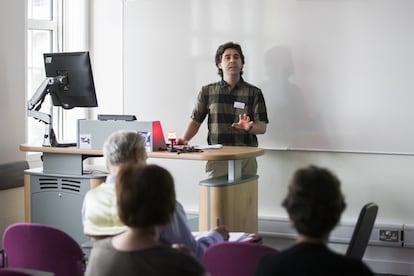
[234,101,245,109]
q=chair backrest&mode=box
[201,242,278,276]
[2,223,85,276]
[345,202,379,259]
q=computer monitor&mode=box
[43,51,98,109]
[27,51,98,147]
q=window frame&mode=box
[26,0,89,156]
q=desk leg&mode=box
[228,159,242,182]
[24,174,31,222]
[198,176,258,233]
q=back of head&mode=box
[282,165,346,238]
[116,164,176,228]
[103,130,147,167]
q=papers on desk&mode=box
[192,231,254,242]
[193,144,223,150]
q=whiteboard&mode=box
[123,0,414,154]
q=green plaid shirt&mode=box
[191,79,269,146]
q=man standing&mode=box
[178,42,269,177]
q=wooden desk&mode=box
[19,144,103,175]
[20,144,262,180]
[20,145,264,235]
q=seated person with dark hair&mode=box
[255,165,374,276]
[85,164,206,276]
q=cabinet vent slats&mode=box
[39,178,58,190]
[38,178,81,193]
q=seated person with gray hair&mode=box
[255,165,374,276]
[82,130,229,259]
[85,164,206,276]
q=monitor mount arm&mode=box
[27,76,66,147]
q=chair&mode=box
[0,268,54,276]
[201,242,278,276]
[0,269,31,276]
[345,202,379,259]
[1,223,85,276]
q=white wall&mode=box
[122,0,414,155]
[89,0,123,117]
[91,0,414,224]
[0,0,27,247]
[90,0,414,274]
[0,0,26,163]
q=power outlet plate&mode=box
[379,229,399,242]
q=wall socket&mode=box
[379,229,399,242]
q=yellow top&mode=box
[82,179,126,236]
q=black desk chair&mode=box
[346,202,379,259]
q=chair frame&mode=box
[0,250,6,268]
[345,202,379,259]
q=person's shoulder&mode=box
[341,256,374,275]
[148,246,205,272]
[92,237,113,249]
[175,200,185,209]
[323,248,374,275]
[202,81,221,90]
[240,80,263,92]
[257,242,317,265]
[86,182,115,197]
[174,201,187,217]
[198,82,222,98]
[167,247,203,266]
[255,250,282,275]
[241,80,258,88]
[257,249,279,262]
[83,184,115,210]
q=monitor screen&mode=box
[44,51,98,109]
